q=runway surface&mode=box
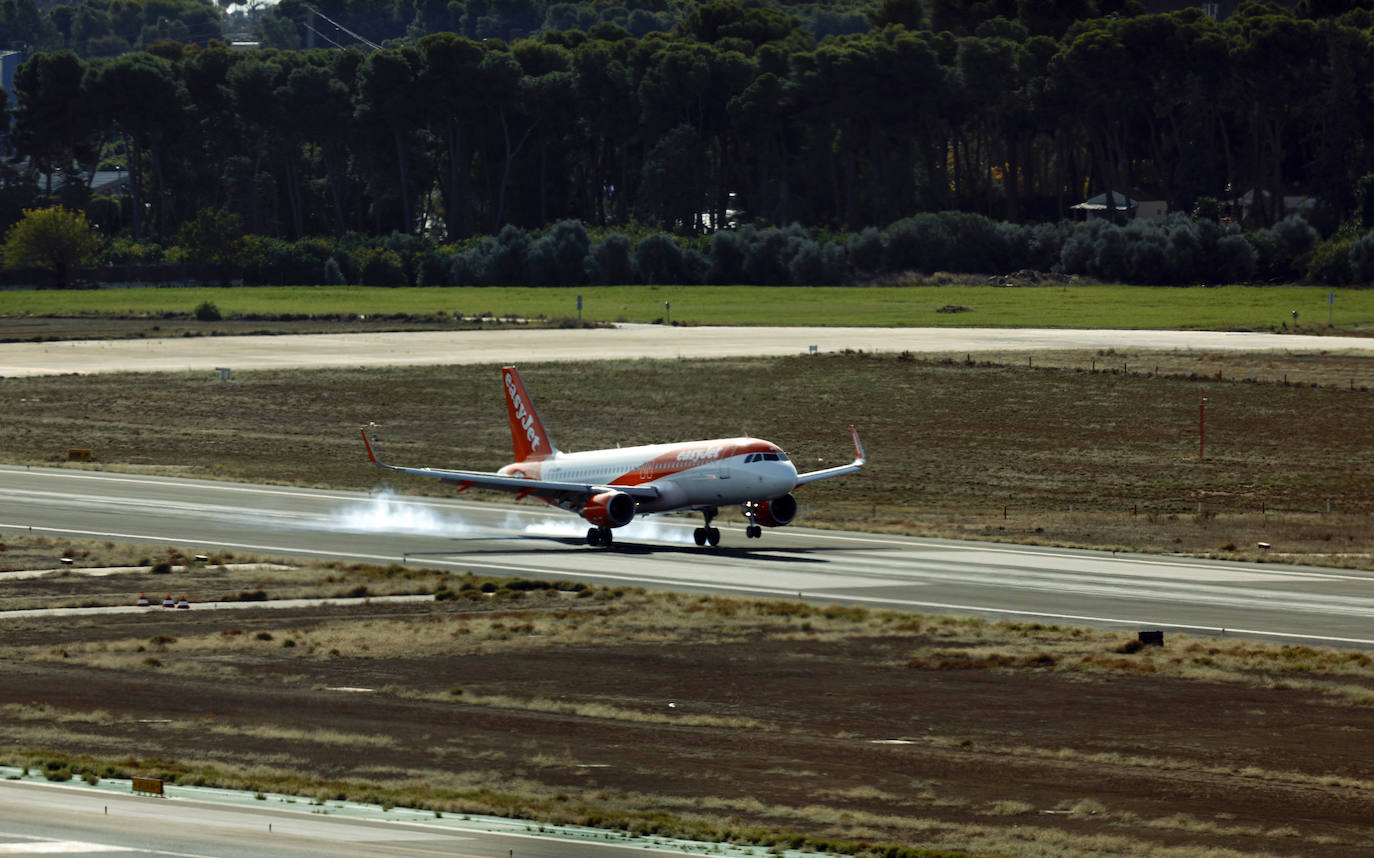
[3,465,1372,646]
[2,325,1372,376]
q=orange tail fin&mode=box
[503,366,557,462]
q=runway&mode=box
[3,465,1372,646]
[2,325,1372,376]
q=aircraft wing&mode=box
[360,429,660,501]
[793,425,866,486]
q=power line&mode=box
[303,3,382,52]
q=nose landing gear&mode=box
[741,502,763,539]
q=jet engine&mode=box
[582,490,636,528]
[745,493,798,528]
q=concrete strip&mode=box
[0,326,1370,377]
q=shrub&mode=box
[742,225,792,285]
[1306,236,1353,286]
[242,236,334,285]
[1215,233,1258,282]
[681,247,709,284]
[940,210,1007,273]
[489,225,532,285]
[529,219,590,285]
[1123,219,1168,284]
[1349,229,1374,284]
[788,237,847,285]
[1,205,102,288]
[586,232,634,284]
[356,247,409,287]
[194,301,221,321]
[884,213,952,272]
[846,226,884,274]
[633,232,683,284]
[1262,214,1320,280]
[706,229,747,284]
[323,256,346,285]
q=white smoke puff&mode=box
[502,510,698,544]
[330,490,473,535]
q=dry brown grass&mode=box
[3,552,1372,858]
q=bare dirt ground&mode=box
[2,541,1372,858]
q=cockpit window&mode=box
[763,452,780,461]
[777,453,789,461]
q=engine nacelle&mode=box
[745,493,798,528]
[582,490,636,528]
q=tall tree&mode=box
[86,51,187,238]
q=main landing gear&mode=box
[693,507,722,547]
[586,526,614,548]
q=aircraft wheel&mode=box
[747,525,761,539]
[587,527,602,546]
[693,527,707,546]
[706,527,721,546]
[600,527,614,548]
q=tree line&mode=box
[4,1,1374,283]
[11,205,1374,289]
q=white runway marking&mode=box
[0,841,132,853]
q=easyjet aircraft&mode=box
[362,366,865,548]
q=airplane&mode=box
[361,365,865,548]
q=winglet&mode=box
[360,426,383,466]
[850,425,866,466]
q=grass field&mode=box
[4,353,1372,566]
[3,284,1374,330]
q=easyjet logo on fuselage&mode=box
[505,372,542,453]
[676,445,723,462]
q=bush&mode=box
[739,225,791,285]
[1305,236,1353,286]
[706,229,747,284]
[788,237,846,285]
[634,232,683,284]
[242,236,335,285]
[1262,214,1319,280]
[1349,229,1374,284]
[194,301,221,321]
[846,226,884,274]
[357,247,409,287]
[586,232,634,284]
[323,256,346,285]
[534,220,591,285]
[1214,233,1258,283]
[884,213,953,272]
[482,225,532,285]
[940,211,1007,273]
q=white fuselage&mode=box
[503,437,799,513]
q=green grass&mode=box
[3,284,1373,330]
